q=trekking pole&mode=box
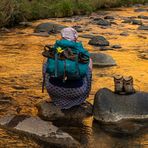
[42,73,45,93]
[42,58,46,93]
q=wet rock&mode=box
[111,45,122,49]
[104,16,115,20]
[93,88,148,134]
[99,46,113,51]
[34,22,66,34]
[128,16,137,19]
[122,18,142,25]
[62,19,73,22]
[100,26,108,29]
[138,53,148,60]
[137,35,147,39]
[72,25,84,32]
[90,53,116,67]
[0,115,80,147]
[122,19,132,24]
[110,21,117,25]
[134,8,148,12]
[138,15,148,19]
[30,32,50,37]
[72,16,82,22]
[19,22,32,27]
[0,93,14,105]
[132,20,143,25]
[138,25,148,30]
[0,27,10,33]
[133,4,143,7]
[94,18,111,26]
[37,101,93,121]
[36,101,65,121]
[88,36,109,46]
[79,34,94,39]
[120,32,129,36]
[12,85,29,90]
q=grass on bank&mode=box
[0,0,147,28]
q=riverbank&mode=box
[0,0,147,28]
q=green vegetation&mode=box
[0,0,147,27]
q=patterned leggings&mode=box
[43,62,92,109]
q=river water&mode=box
[0,6,148,148]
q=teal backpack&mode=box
[43,39,90,80]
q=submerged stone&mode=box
[36,101,93,121]
[34,22,66,34]
[120,32,129,36]
[93,88,148,134]
[0,115,80,147]
[90,53,116,67]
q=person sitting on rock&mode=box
[43,27,92,109]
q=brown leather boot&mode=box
[123,76,135,94]
[113,75,124,94]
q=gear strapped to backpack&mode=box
[42,39,90,80]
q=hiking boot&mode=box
[113,75,124,94]
[123,76,135,94]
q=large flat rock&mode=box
[93,88,148,134]
[36,101,93,121]
[0,115,80,147]
[90,53,116,67]
[34,22,66,34]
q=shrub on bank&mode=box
[0,0,147,27]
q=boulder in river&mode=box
[120,32,129,36]
[88,36,109,46]
[94,18,111,26]
[104,16,115,20]
[122,18,132,24]
[0,92,14,105]
[72,25,84,32]
[79,34,94,39]
[134,8,148,12]
[132,20,143,25]
[99,46,113,51]
[19,22,32,27]
[138,25,148,30]
[111,45,122,49]
[34,22,66,34]
[36,101,93,121]
[138,15,148,19]
[93,88,148,134]
[90,53,116,67]
[138,52,148,60]
[0,115,80,147]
